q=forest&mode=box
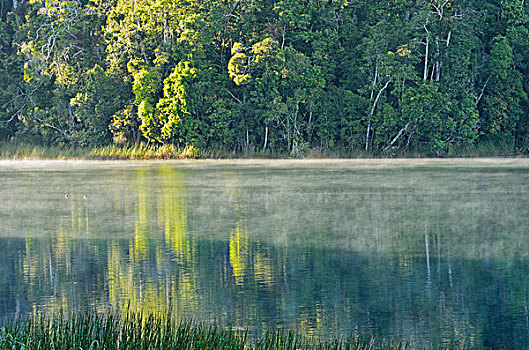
[0,0,528,156]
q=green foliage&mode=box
[480,36,527,145]
[156,61,196,143]
[400,84,479,155]
[69,65,121,146]
[1,0,529,155]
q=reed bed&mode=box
[89,144,199,159]
[0,142,200,160]
[2,140,523,160]
[0,312,437,350]
[0,142,89,159]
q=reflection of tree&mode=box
[158,166,192,266]
[133,168,154,261]
[253,248,274,288]
[226,175,249,286]
[158,165,198,318]
[105,165,200,319]
[230,222,248,286]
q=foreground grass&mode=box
[0,312,452,350]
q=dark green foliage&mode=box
[1,0,529,156]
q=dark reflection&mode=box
[1,160,529,348]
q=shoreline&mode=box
[0,142,526,161]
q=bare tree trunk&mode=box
[262,126,268,152]
[423,26,429,82]
[434,36,441,82]
[430,62,436,82]
[246,129,249,150]
[476,76,491,105]
[370,58,379,100]
[163,11,169,44]
[365,80,391,151]
[384,122,410,150]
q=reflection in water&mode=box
[229,222,248,286]
[1,160,529,348]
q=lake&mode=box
[1,159,528,348]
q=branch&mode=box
[431,0,448,19]
[32,114,69,139]
[224,13,241,20]
[230,0,241,12]
[365,80,391,151]
[369,80,391,118]
[385,122,410,150]
[476,75,491,105]
[226,90,243,104]
[0,113,17,125]
[43,123,69,138]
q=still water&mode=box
[1,159,529,347]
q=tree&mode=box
[480,36,527,145]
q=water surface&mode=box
[1,159,529,348]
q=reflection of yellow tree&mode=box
[157,166,192,266]
[133,168,154,262]
[106,165,199,319]
[226,177,277,291]
[107,242,124,309]
[171,272,199,319]
[253,249,274,288]
[230,221,248,285]
[108,239,167,317]
[226,176,249,286]
[299,302,325,336]
[158,165,198,318]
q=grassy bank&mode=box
[0,141,526,160]
[0,312,453,350]
[0,142,201,160]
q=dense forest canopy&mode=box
[0,0,528,156]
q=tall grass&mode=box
[2,140,524,160]
[447,139,520,157]
[89,143,199,160]
[0,142,200,160]
[0,142,90,159]
[0,311,453,350]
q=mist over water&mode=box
[1,159,529,348]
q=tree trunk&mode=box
[163,11,169,44]
[384,122,410,150]
[262,126,268,152]
[423,26,429,82]
[246,129,249,151]
[365,80,391,152]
